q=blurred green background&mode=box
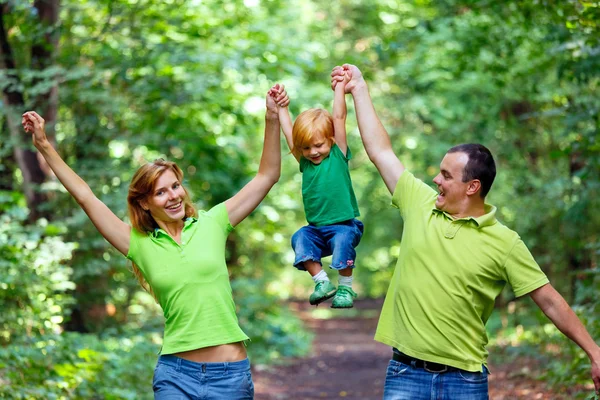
[1,0,599,398]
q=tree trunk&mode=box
[32,0,60,149]
[0,120,16,191]
[1,2,60,220]
[567,151,590,300]
[1,5,48,220]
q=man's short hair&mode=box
[447,143,496,198]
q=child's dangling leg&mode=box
[304,261,337,306]
[331,266,357,309]
[328,219,364,309]
[292,226,336,306]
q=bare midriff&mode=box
[173,342,247,363]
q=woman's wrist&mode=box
[34,139,53,152]
[265,111,278,120]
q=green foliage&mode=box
[488,295,600,399]
[0,305,309,399]
[233,278,313,365]
[0,191,75,344]
[2,0,600,397]
[0,332,156,400]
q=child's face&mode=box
[302,133,332,165]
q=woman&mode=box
[22,84,289,399]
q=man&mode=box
[331,64,600,399]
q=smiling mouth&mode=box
[166,202,182,211]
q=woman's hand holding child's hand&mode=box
[266,83,289,118]
[269,84,289,107]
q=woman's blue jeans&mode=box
[383,359,489,400]
[153,355,254,399]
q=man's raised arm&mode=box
[332,64,404,194]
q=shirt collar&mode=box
[151,217,197,238]
[432,204,497,228]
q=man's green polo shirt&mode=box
[127,203,249,355]
[374,171,549,372]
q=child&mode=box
[278,73,363,308]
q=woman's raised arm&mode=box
[225,85,287,226]
[22,111,131,256]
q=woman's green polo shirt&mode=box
[374,171,549,372]
[127,203,249,355]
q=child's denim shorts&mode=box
[153,354,254,399]
[291,218,364,271]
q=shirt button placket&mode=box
[444,220,465,239]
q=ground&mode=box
[252,299,586,400]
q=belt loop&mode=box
[224,362,229,373]
[176,357,182,372]
[202,364,206,373]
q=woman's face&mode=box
[143,169,186,223]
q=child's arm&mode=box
[279,106,294,153]
[277,90,300,162]
[332,73,349,156]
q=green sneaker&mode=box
[331,285,357,309]
[309,280,337,306]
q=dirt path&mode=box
[252,299,579,400]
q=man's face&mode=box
[432,152,471,214]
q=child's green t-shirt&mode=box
[126,203,249,355]
[300,143,360,226]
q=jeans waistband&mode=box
[392,349,458,373]
[308,218,360,227]
[158,355,250,375]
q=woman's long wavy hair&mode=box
[291,108,335,159]
[126,159,197,298]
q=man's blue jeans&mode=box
[383,359,489,400]
[153,355,254,399]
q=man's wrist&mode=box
[350,80,368,96]
[588,346,600,363]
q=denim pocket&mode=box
[211,370,254,400]
[244,371,255,398]
[387,360,410,377]
[152,363,161,390]
[458,369,487,383]
[152,363,174,392]
[354,219,365,235]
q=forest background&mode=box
[1,0,599,398]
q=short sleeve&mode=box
[126,227,142,262]
[206,202,234,235]
[391,171,437,218]
[299,156,308,173]
[333,143,351,161]
[504,237,549,297]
